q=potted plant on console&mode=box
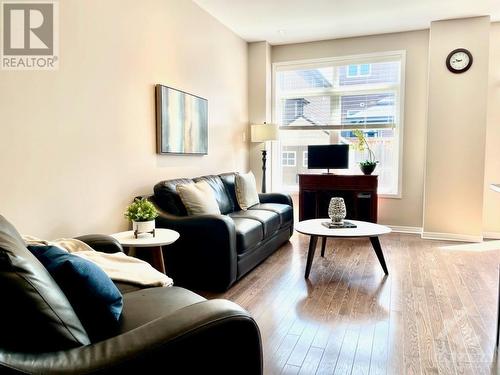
[125,198,159,238]
[353,129,378,175]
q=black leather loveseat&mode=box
[0,215,262,374]
[145,172,294,291]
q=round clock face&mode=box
[446,48,473,73]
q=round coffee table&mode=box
[295,219,392,278]
[111,228,179,274]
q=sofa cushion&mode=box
[193,175,234,214]
[229,209,280,237]
[177,180,221,216]
[249,203,293,227]
[27,245,123,342]
[154,178,194,216]
[119,286,205,333]
[0,215,90,352]
[115,281,142,294]
[219,172,239,210]
[235,172,260,210]
[231,217,263,254]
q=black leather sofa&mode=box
[0,215,262,374]
[145,172,294,291]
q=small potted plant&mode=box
[353,129,378,175]
[124,198,159,238]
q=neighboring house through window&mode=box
[282,151,296,167]
[347,63,371,77]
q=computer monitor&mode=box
[307,144,349,172]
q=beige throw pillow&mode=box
[176,181,221,216]
[235,172,260,210]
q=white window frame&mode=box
[302,151,308,167]
[282,151,296,167]
[271,50,406,199]
[346,63,372,78]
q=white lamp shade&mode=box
[251,123,279,143]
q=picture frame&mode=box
[155,84,208,155]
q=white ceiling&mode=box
[193,0,500,45]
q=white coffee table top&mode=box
[111,228,179,247]
[295,219,391,238]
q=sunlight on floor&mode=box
[439,240,500,252]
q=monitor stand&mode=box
[324,169,335,175]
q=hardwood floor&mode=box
[202,232,500,375]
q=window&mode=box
[347,64,371,77]
[282,151,296,167]
[273,51,405,196]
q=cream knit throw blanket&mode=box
[23,236,173,288]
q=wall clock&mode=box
[446,48,473,74]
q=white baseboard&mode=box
[483,231,500,239]
[388,227,498,242]
[421,231,483,243]
[387,225,422,234]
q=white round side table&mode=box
[111,229,179,274]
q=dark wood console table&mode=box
[298,174,378,223]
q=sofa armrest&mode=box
[0,300,263,374]
[75,234,124,254]
[153,205,238,291]
[259,192,293,207]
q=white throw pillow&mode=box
[235,172,260,210]
[176,181,221,216]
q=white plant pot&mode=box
[132,220,155,235]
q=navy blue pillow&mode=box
[27,245,123,342]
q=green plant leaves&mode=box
[359,160,378,166]
[124,198,159,222]
[352,129,378,164]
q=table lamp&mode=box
[251,122,279,193]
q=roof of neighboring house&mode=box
[288,115,319,126]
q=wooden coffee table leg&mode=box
[369,236,388,275]
[321,237,327,257]
[150,246,166,274]
[305,236,319,279]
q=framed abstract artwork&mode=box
[155,84,208,155]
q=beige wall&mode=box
[0,0,248,238]
[270,30,430,227]
[483,22,500,236]
[423,17,490,240]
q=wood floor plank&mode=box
[368,320,389,375]
[351,323,375,375]
[399,237,423,375]
[271,334,300,374]
[281,364,301,375]
[333,328,362,375]
[413,286,438,373]
[297,346,324,375]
